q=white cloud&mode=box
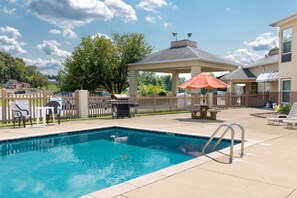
[23,58,63,75]
[168,2,177,10]
[65,41,72,45]
[62,28,77,39]
[3,7,16,15]
[244,32,278,51]
[137,0,168,12]
[49,29,61,35]
[225,32,278,65]
[0,35,27,54]
[49,28,77,39]
[7,0,17,3]
[144,16,155,24]
[226,7,231,12]
[105,0,137,23]
[0,26,26,54]
[91,33,111,40]
[0,26,21,39]
[28,0,137,29]
[225,48,262,65]
[164,22,170,29]
[37,40,71,58]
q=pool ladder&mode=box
[201,123,245,163]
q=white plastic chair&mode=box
[9,102,32,128]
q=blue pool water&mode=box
[0,127,234,197]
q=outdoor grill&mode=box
[110,94,136,118]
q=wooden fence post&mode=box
[184,93,187,110]
[169,93,172,112]
[43,89,47,105]
[75,90,80,118]
[153,92,157,112]
[1,89,7,124]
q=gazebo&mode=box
[128,40,239,96]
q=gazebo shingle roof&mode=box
[135,45,239,66]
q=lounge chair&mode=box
[9,101,32,128]
[267,102,297,125]
[283,119,297,129]
[45,101,61,124]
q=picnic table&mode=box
[188,104,221,120]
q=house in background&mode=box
[21,82,31,88]
[220,11,297,105]
[219,48,279,103]
[244,48,279,103]
[5,79,22,89]
[271,13,297,104]
[3,80,31,89]
[219,67,256,95]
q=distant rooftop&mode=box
[219,68,256,81]
[244,53,279,68]
[132,40,239,66]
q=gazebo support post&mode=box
[129,70,138,96]
[191,66,201,105]
[172,71,179,95]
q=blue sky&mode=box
[0,0,297,75]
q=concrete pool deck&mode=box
[1,108,297,198]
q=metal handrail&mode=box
[212,123,245,158]
[202,123,245,163]
[230,123,245,157]
[202,123,235,163]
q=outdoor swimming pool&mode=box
[0,127,236,197]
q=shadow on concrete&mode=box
[174,118,225,123]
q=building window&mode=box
[281,79,291,103]
[282,28,292,63]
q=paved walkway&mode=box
[1,108,296,198]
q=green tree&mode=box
[138,72,160,86]
[138,84,166,96]
[34,73,50,88]
[58,33,152,93]
[0,51,49,87]
[103,33,152,93]
[58,36,113,91]
[160,75,172,91]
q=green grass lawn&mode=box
[47,84,58,91]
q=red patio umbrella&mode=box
[179,72,229,89]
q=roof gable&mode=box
[219,68,256,81]
[6,79,21,85]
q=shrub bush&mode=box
[274,103,292,115]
